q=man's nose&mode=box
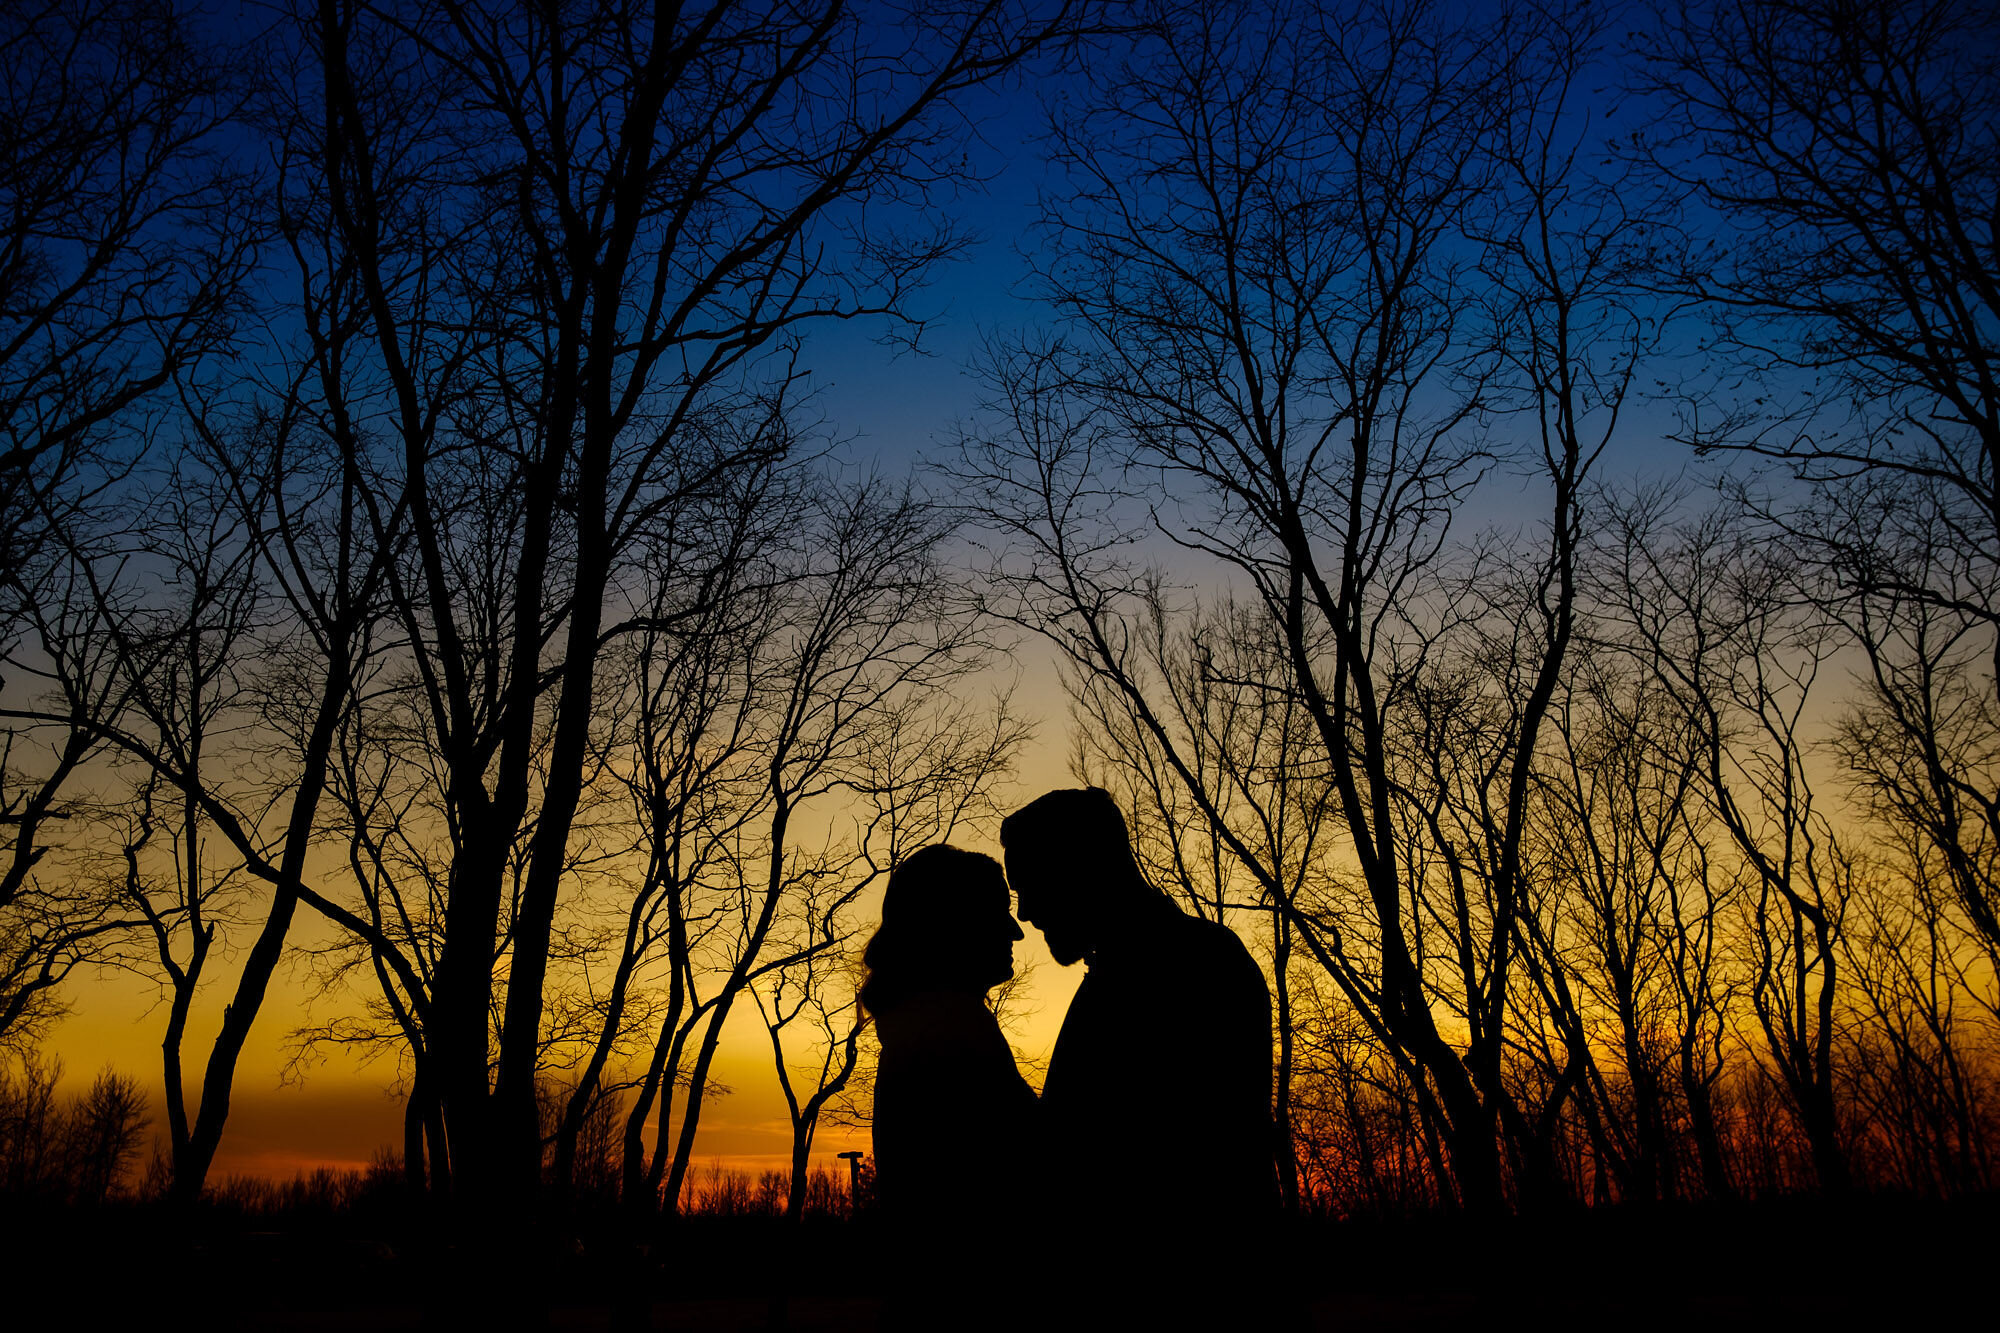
[1008,918,1024,941]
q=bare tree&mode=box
[0,0,251,586]
[282,0,1101,1213]
[0,0,405,1205]
[1601,495,1854,1193]
[0,564,147,1048]
[1636,0,2000,514]
[649,477,1019,1213]
[1836,843,1998,1195]
[613,497,785,1212]
[755,895,869,1224]
[0,0,252,1052]
[97,460,265,1192]
[1526,644,1734,1201]
[62,1066,151,1205]
[961,0,1641,1211]
[1634,0,2000,961]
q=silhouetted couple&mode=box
[864,788,1276,1331]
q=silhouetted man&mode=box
[1001,787,1276,1322]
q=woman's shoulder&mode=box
[876,990,1004,1039]
[874,993,1028,1085]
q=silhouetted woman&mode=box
[862,844,1035,1331]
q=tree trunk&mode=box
[784,1116,815,1224]
[167,656,347,1204]
[1683,1068,1734,1201]
[662,797,792,1211]
[1271,909,1300,1213]
[430,817,508,1207]
[404,1071,427,1193]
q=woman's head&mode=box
[860,844,1023,1014]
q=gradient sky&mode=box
[37,36,1084,1183]
[43,764,1086,1182]
[30,6,1713,1186]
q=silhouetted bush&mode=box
[674,1160,853,1219]
[0,1053,150,1205]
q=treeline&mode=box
[0,0,1073,1221]
[0,1051,858,1219]
[2,0,1996,1227]
[0,1055,150,1206]
[966,0,2000,1215]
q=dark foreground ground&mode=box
[5,1194,1985,1329]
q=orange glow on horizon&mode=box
[36,705,1089,1192]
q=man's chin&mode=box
[1047,941,1085,966]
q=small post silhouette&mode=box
[838,1150,865,1216]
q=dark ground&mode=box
[5,1194,1984,1328]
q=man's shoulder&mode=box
[1163,906,1251,954]
[1159,910,1268,991]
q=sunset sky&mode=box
[27,73,1681,1183]
[30,49,1124,1183]
[15,0,1843,1198]
[31,50,1087,1182]
[45,754,1087,1182]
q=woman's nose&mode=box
[1008,918,1024,941]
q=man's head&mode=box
[999,787,1145,966]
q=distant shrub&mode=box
[0,1053,150,1205]
[674,1159,856,1219]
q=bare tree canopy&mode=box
[1,4,1997,1292]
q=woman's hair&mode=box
[859,844,1009,1015]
